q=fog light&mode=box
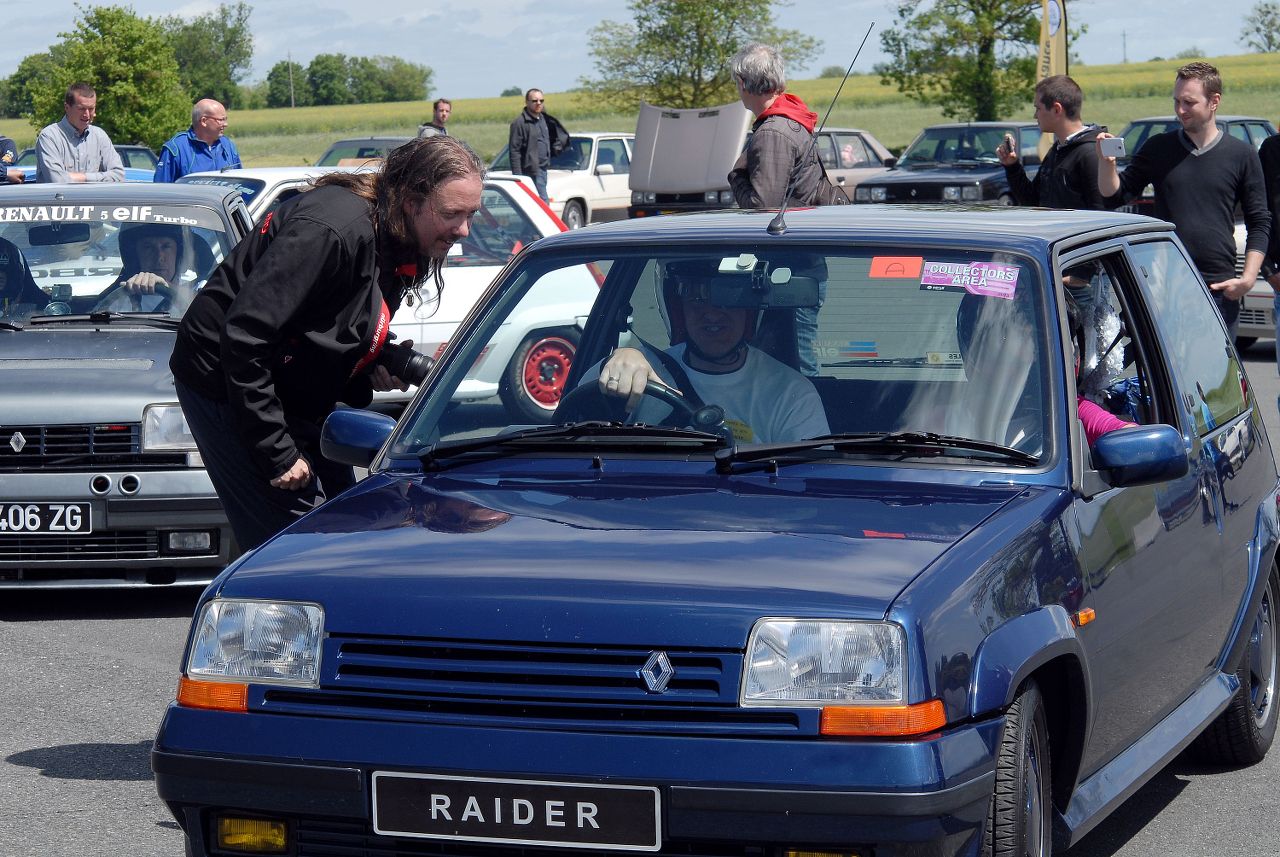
[168,531,212,551]
[216,816,287,853]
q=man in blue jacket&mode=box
[154,99,242,182]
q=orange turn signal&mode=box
[177,676,248,712]
[820,699,947,737]
[1072,608,1096,627]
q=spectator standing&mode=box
[998,75,1105,209]
[1097,62,1269,338]
[726,42,824,209]
[153,99,242,182]
[169,136,484,551]
[418,98,451,137]
[508,88,568,201]
[35,83,124,183]
[0,134,23,184]
[1257,128,1280,379]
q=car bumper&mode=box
[154,705,1001,857]
[0,470,233,587]
[1236,282,1275,342]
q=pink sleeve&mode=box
[1077,397,1136,445]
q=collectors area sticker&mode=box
[919,261,1020,299]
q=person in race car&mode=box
[0,237,48,314]
[597,258,829,443]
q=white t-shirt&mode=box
[662,344,829,443]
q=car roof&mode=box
[325,136,413,145]
[0,182,241,207]
[533,205,1167,251]
[569,132,635,140]
[1126,115,1271,123]
[181,166,363,181]
[922,122,1039,129]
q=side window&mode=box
[1019,127,1042,154]
[834,134,875,167]
[452,186,544,267]
[1227,123,1251,145]
[597,139,630,175]
[491,147,512,171]
[1246,124,1273,148]
[1129,239,1246,434]
[815,133,838,168]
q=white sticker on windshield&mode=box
[919,261,1019,299]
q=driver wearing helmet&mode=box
[598,258,829,443]
[111,223,192,308]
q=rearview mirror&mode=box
[28,223,91,246]
[708,276,820,309]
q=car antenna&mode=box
[768,21,875,236]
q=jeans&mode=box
[534,170,549,202]
[795,281,827,376]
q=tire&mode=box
[562,200,586,229]
[1192,571,1278,766]
[499,328,580,424]
[995,194,1014,207]
[1235,336,1258,351]
[985,681,1052,857]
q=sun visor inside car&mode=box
[708,275,820,309]
[28,223,91,245]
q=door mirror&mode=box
[321,409,398,467]
[1090,424,1189,486]
[595,163,615,176]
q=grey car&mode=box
[0,184,253,587]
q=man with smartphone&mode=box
[998,75,1106,209]
[1096,62,1269,338]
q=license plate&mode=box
[0,503,92,535]
[372,773,661,851]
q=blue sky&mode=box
[4,0,1265,100]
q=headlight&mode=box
[186,599,324,687]
[962,185,982,201]
[741,619,905,705]
[631,191,644,204]
[704,191,720,203]
[854,186,870,202]
[869,187,887,202]
[142,404,196,452]
[719,190,735,204]
[942,185,961,201]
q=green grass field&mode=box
[3,52,1277,166]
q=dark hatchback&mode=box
[154,207,1278,856]
[854,121,1041,204]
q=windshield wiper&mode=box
[420,421,727,471]
[713,430,1039,473]
[0,320,23,331]
[28,311,180,329]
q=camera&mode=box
[376,341,434,386]
[1099,137,1126,159]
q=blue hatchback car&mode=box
[153,207,1278,857]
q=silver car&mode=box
[0,184,252,587]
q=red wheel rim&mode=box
[520,336,575,409]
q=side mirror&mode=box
[595,163,615,176]
[882,156,897,168]
[1090,424,1189,487]
[321,408,398,468]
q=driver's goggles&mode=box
[672,278,716,302]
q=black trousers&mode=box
[176,380,354,552]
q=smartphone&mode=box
[998,134,1015,157]
[1099,136,1126,158]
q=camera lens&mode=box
[377,342,434,386]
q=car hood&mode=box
[217,471,1025,648]
[867,163,1004,184]
[0,325,177,422]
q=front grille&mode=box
[295,818,771,857]
[883,185,944,202]
[0,529,160,562]
[262,637,805,735]
[0,423,185,471]
[1239,306,1270,326]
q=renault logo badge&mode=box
[9,432,26,453]
[638,651,675,694]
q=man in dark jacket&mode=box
[0,135,24,184]
[1097,62,1270,338]
[170,136,485,550]
[998,75,1105,209]
[508,88,568,201]
[727,42,823,209]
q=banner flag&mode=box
[1036,0,1069,156]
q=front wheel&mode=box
[985,680,1052,857]
[1236,336,1258,351]
[499,328,580,424]
[562,200,586,229]
[1192,570,1278,765]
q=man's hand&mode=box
[1208,276,1253,301]
[269,456,312,491]
[5,168,24,184]
[370,339,412,392]
[996,134,1018,167]
[121,271,169,293]
[1095,132,1121,197]
[599,347,663,412]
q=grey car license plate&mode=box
[372,772,661,851]
[0,503,91,535]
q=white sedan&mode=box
[178,168,598,422]
[489,131,635,228]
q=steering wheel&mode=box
[92,282,176,314]
[555,376,726,435]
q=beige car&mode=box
[814,127,897,199]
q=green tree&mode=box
[876,0,1042,121]
[346,56,431,104]
[500,86,522,97]
[161,2,254,108]
[308,53,351,105]
[2,50,66,119]
[580,0,821,110]
[266,60,311,108]
[1241,1,1280,52]
[28,5,188,149]
[819,64,846,78]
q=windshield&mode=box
[393,245,1051,464]
[317,140,407,167]
[177,175,267,208]
[550,137,593,170]
[900,127,1014,165]
[0,203,234,323]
